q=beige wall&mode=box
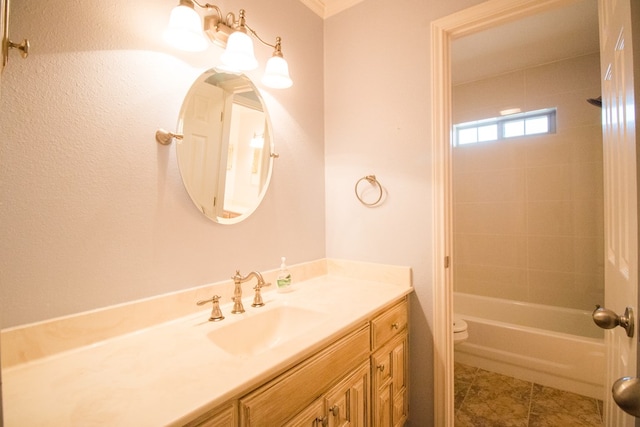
[1,0,600,425]
[452,53,603,310]
[324,0,486,424]
[0,0,325,328]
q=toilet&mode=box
[453,315,468,345]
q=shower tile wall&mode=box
[452,53,604,311]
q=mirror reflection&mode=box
[176,70,274,224]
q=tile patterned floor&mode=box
[455,363,603,426]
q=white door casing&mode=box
[599,0,638,425]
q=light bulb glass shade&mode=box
[163,4,208,52]
[262,55,293,89]
[250,135,264,148]
[221,31,258,71]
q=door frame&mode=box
[430,0,585,424]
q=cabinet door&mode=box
[372,334,408,427]
[373,383,392,427]
[390,337,408,427]
[325,363,370,427]
[283,398,326,427]
[240,326,370,426]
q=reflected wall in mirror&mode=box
[176,70,274,224]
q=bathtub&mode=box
[454,292,605,400]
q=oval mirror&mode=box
[176,70,274,224]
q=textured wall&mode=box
[323,0,486,425]
[0,0,325,327]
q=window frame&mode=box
[453,108,557,146]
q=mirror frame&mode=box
[430,0,582,424]
[176,70,275,225]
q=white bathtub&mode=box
[454,292,605,399]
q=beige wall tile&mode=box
[573,198,604,237]
[455,169,526,203]
[526,164,573,201]
[528,235,575,272]
[524,136,573,168]
[452,53,603,311]
[454,201,526,235]
[454,140,527,173]
[525,53,601,97]
[527,200,574,236]
[455,234,527,269]
[453,71,526,122]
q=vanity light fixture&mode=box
[164,0,293,89]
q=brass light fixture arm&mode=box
[193,1,236,28]
[198,4,284,54]
[243,22,280,51]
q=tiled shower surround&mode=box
[452,52,604,311]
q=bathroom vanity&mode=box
[1,259,412,426]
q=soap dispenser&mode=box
[276,257,292,292]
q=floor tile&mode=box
[529,384,602,426]
[455,369,531,427]
[454,364,604,426]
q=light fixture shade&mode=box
[262,55,293,89]
[221,31,258,71]
[163,4,208,52]
[250,134,264,148]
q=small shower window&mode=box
[454,108,556,146]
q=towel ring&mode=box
[355,175,383,207]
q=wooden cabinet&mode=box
[183,402,236,427]
[371,300,409,427]
[324,362,369,427]
[284,362,369,427]
[239,325,370,426]
[283,398,326,427]
[184,297,408,427]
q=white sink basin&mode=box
[207,305,327,356]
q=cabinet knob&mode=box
[329,405,340,416]
[315,416,327,427]
[391,322,399,330]
[377,364,385,372]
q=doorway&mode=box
[430,0,605,424]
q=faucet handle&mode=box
[232,270,243,283]
[251,282,271,307]
[197,295,225,322]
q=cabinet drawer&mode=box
[371,299,407,349]
[240,324,370,426]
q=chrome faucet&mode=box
[231,270,271,313]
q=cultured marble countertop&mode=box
[3,274,413,426]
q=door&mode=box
[599,0,639,425]
[177,83,225,217]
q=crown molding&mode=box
[299,0,325,18]
[299,0,363,19]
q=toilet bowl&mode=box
[453,315,468,345]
